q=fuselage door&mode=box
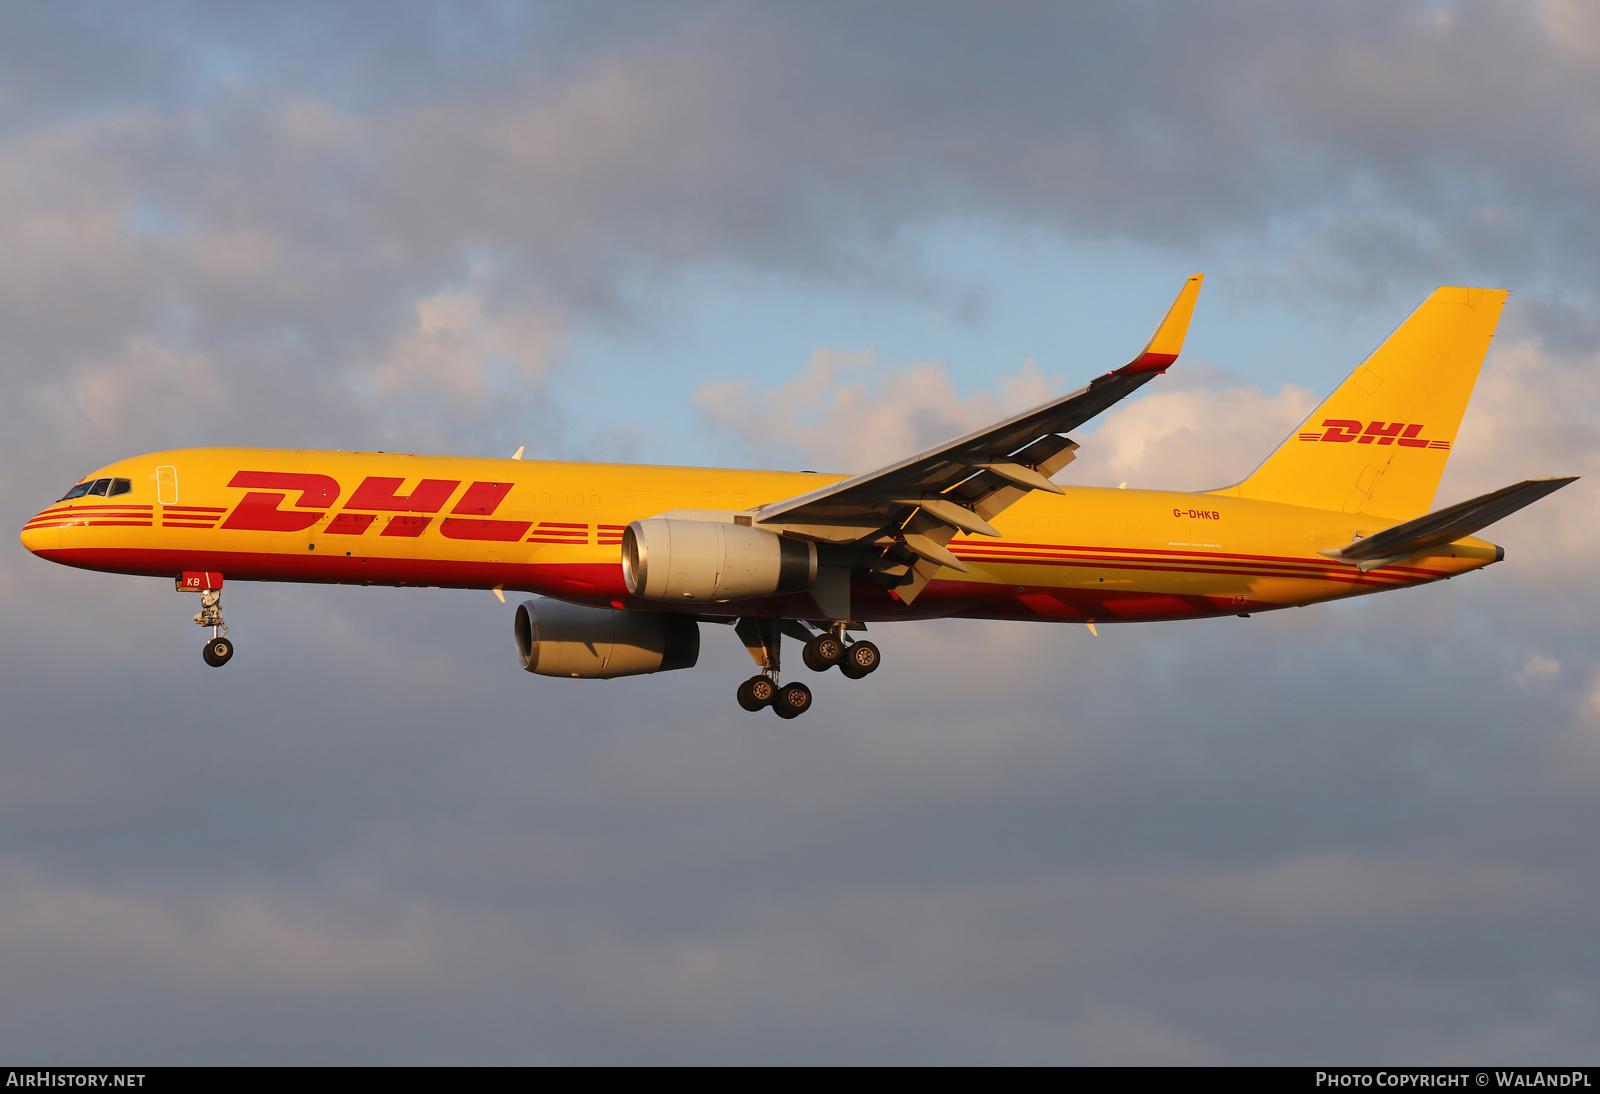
[156,465,178,505]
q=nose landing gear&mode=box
[181,574,233,667]
[202,634,234,667]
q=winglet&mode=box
[1120,273,1204,375]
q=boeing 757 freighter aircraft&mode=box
[20,277,1575,717]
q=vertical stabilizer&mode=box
[1216,287,1507,518]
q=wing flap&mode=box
[961,458,1066,494]
[892,496,1001,537]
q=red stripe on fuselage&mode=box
[34,504,153,517]
[29,538,1436,625]
[956,538,1448,572]
[28,509,150,522]
[951,540,1448,581]
[26,518,153,530]
[953,551,1405,589]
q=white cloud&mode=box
[1515,654,1561,685]
[1072,382,1318,491]
[365,280,558,401]
[23,337,222,459]
[697,344,1320,495]
[696,350,1052,472]
[1438,335,1600,576]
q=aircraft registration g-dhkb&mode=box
[21,276,1575,717]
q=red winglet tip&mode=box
[1121,351,1178,376]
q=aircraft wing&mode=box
[753,274,1204,602]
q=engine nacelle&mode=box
[514,598,699,679]
[622,518,818,603]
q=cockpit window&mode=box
[57,477,130,502]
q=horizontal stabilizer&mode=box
[1320,476,1577,569]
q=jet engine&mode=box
[622,518,817,603]
[515,598,699,679]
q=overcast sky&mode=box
[3,1,1598,1064]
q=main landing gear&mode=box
[737,674,812,719]
[802,630,880,679]
[193,586,233,667]
[733,619,880,718]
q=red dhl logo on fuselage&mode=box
[219,472,531,541]
[1296,420,1451,449]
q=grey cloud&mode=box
[8,0,1600,468]
[3,571,1598,1062]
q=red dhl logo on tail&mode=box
[219,472,532,541]
[1297,420,1451,449]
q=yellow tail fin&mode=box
[1216,286,1507,518]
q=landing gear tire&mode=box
[202,636,234,667]
[737,675,777,711]
[838,640,880,679]
[801,633,845,672]
[772,681,813,719]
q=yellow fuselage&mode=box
[21,447,1499,623]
